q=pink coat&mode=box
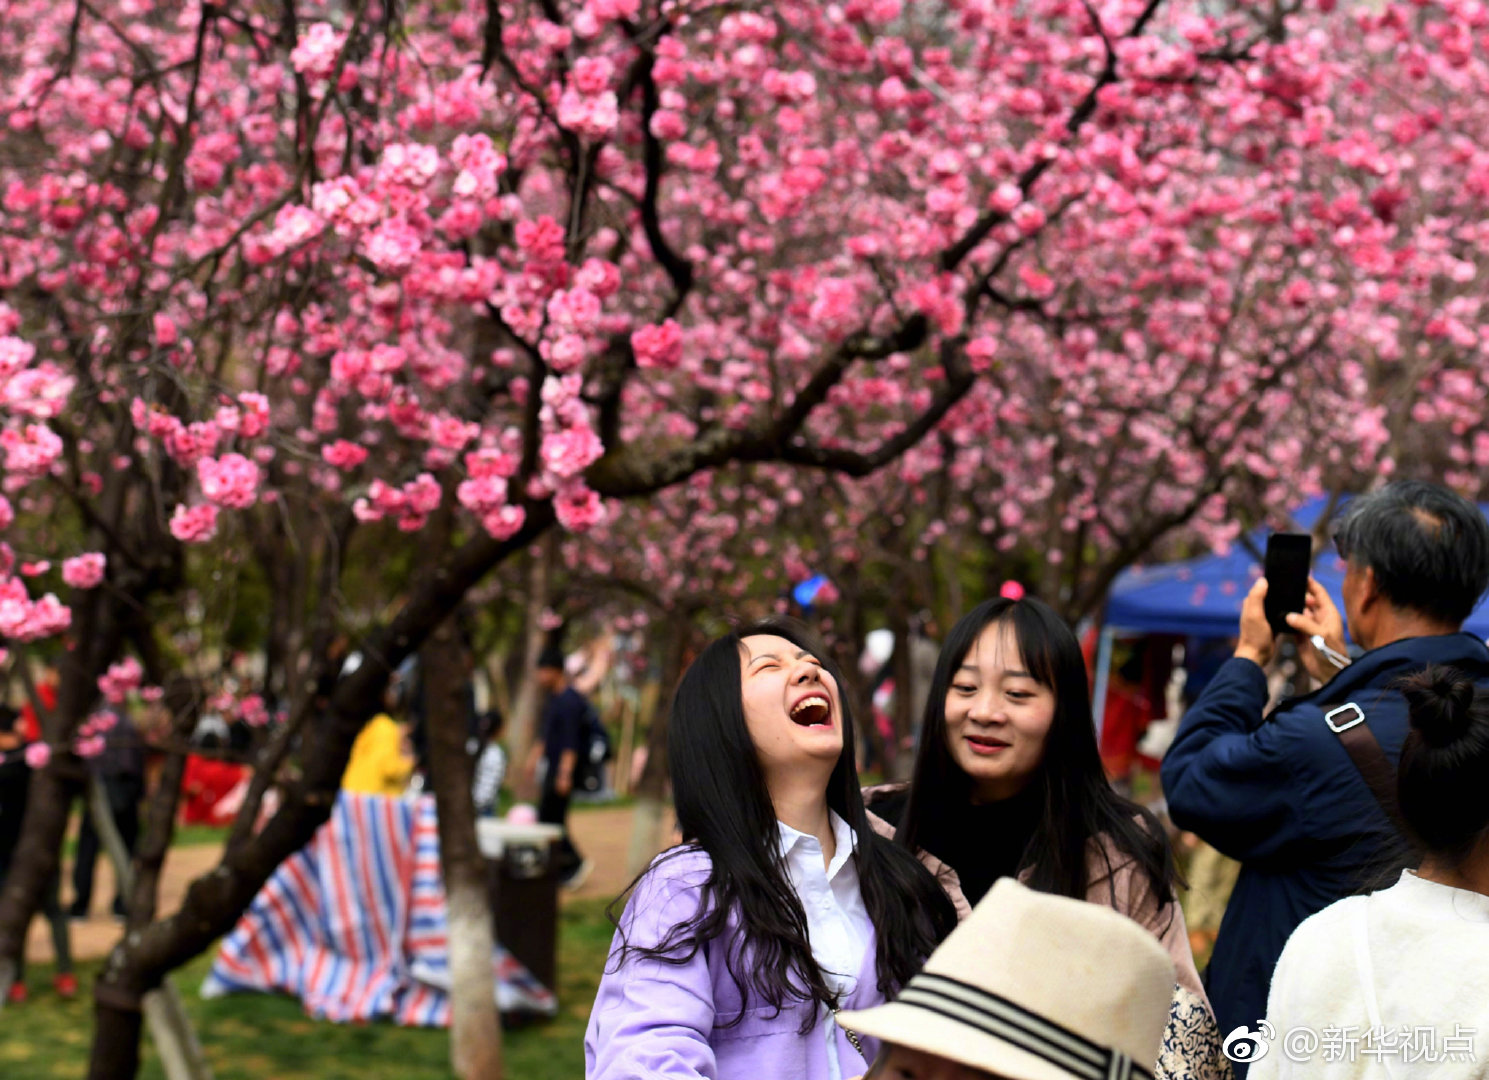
[863,798,1232,1080]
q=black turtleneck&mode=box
[871,782,1044,907]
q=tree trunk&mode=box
[83,777,213,1080]
[423,616,502,1080]
[628,613,693,874]
[886,600,915,781]
[0,586,126,994]
[507,534,555,783]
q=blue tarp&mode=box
[1105,496,1489,640]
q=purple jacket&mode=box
[585,847,883,1079]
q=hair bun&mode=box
[1401,665,1477,748]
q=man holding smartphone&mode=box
[1161,480,1489,1075]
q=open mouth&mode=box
[790,695,832,728]
[966,734,1010,755]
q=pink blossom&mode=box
[458,475,509,513]
[153,313,178,346]
[165,420,220,466]
[379,143,441,189]
[62,553,106,589]
[2,423,63,482]
[20,561,48,576]
[587,0,641,20]
[541,427,604,479]
[362,218,423,274]
[554,482,606,532]
[197,454,261,509]
[239,694,270,727]
[74,734,106,759]
[547,288,602,335]
[98,656,143,703]
[0,496,11,531]
[322,440,369,470]
[631,320,684,370]
[1000,580,1027,601]
[570,57,616,96]
[0,335,36,380]
[170,503,219,543]
[291,23,345,81]
[558,90,620,139]
[481,504,526,541]
[465,448,520,480]
[23,741,50,769]
[574,259,621,299]
[541,334,588,373]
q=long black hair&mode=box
[897,597,1180,909]
[610,616,957,1028]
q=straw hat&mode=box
[837,878,1174,1080]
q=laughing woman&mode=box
[866,596,1231,1080]
[586,618,956,1080]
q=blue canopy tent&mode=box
[1092,496,1489,734]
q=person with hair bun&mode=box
[586,617,956,1080]
[1251,664,1489,1079]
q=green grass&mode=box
[6,899,614,1079]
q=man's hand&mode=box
[555,772,572,798]
[1286,577,1349,683]
[1235,578,1277,669]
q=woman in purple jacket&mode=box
[585,618,956,1080]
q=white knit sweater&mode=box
[1250,871,1489,1080]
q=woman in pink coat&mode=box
[867,595,1231,1080]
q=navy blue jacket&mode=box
[1161,632,1489,1071]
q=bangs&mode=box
[987,605,1062,689]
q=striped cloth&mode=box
[202,791,556,1024]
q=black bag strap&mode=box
[1322,701,1409,836]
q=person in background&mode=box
[0,706,76,1002]
[1249,667,1489,1080]
[1161,481,1489,1073]
[523,645,594,889]
[70,707,145,920]
[586,618,956,1080]
[471,709,507,817]
[341,689,415,797]
[837,879,1175,1080]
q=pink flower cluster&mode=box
[353,473,442,531]
[540,427,604,479]
[24,741,50,769]
[554,483,606,532]
[239,693,270,727]
[558,56,620,139]
[61,552,106,589]
[322,440,369,471]
[98,656,143,704]
[197,453,261,509]
[631,320,684,370]
[0,576,71,641]
[170,503,219,544]
[1,423,63,482]
[291,23,345,82]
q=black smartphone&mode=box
[1263,533,1312,635]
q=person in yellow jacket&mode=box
[342,710,414,797]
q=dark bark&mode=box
[128,677,204,928]
[0,581,127,979]
[423,614,502,1079]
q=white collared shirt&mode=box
[776,811,873,1080]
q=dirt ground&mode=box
[26,803,674,964]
